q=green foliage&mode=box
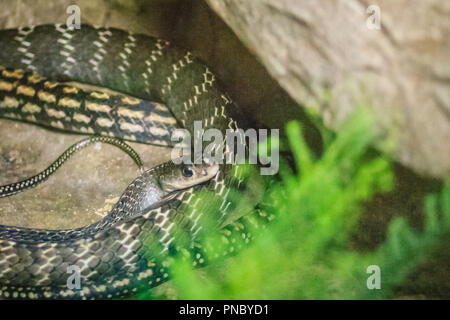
[142,108,449,299]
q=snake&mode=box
[0,24,267,299]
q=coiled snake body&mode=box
[0,24,263,299]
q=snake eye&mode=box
[182,166,194,178]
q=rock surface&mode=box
[206,0,450,179]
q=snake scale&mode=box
[0,24,268,299]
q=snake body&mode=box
[0,136,144,198]
[0,24,258,299]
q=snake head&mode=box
[159,161,219,195]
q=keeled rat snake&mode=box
[0,24,268,299]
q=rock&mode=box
[206,0,450,179]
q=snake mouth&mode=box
[161,180,209,203]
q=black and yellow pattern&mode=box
[0,65,178,146]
